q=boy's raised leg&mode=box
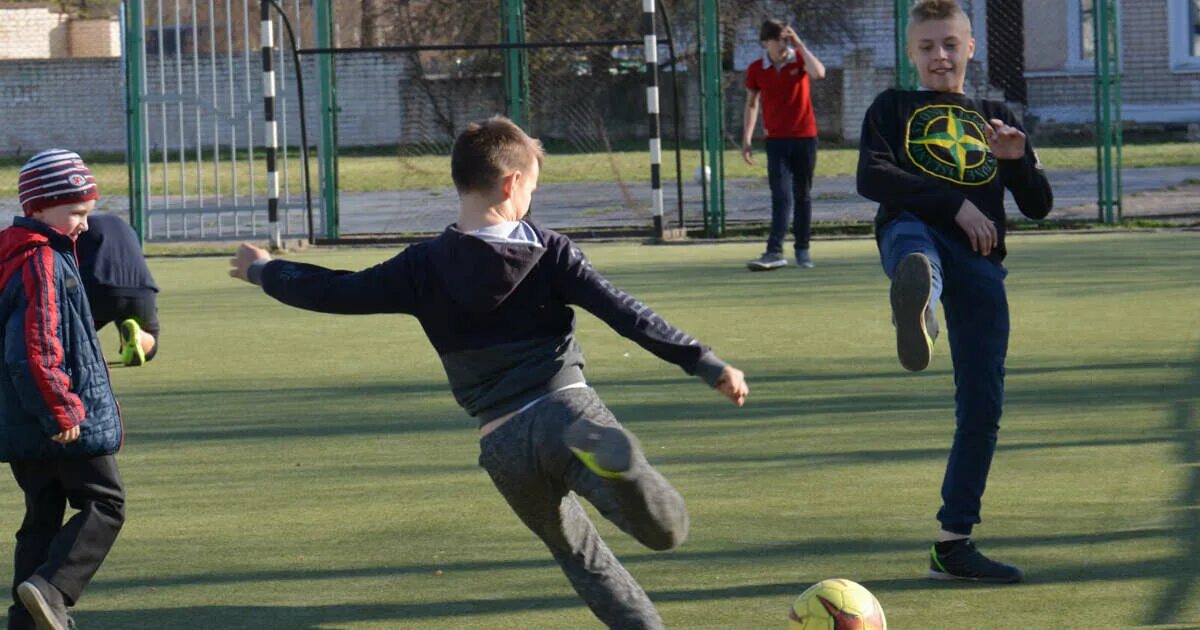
[479,391,672,629]
[880,215,944,372]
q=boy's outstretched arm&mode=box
[229,242,419,314]
[551,240,748,406]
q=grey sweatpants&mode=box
[478,387,688,630]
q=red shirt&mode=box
[745,52,817,139]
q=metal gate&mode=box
[122,0,319,242]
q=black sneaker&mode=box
[563,419,637,480]
[890,253,939,371]
[746,252,787,271]
[794,249,814,269]
[928,539,1024,584]
[17,575,71,630]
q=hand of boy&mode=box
[51,425,80,444]
[229,242,271,282]
[783,25,804,49]
[715,365,749,407]
[985,119,1026,160]
[955,200,997,257]
[741,142,755,166]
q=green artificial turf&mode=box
[1,231,1197,628]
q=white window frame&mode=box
[1065,0,1095,72]
[1168,0,1200,71]
[1064,0,1122,74]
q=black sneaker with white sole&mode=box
[890,252,939,371]
[928,539,1024,584]
[746,252,788,271]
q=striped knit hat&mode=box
[18,149,99,216]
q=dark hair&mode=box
[910,0,968,24]
[450,115,545,193]
[759,19,786,42]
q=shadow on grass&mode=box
[1146,347,1200,626]
[88,528,1174,595]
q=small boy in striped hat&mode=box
[4,149,126,630]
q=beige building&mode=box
[1024,0,1200,125]
[0,3,120,59]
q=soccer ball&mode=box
[694,164,711,185]
[788,578,887,630]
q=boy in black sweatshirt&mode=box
[229,116,749,629]
[856,0,1052,583]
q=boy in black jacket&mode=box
[856,0,1052,583]
[75,213,160,367]
[230,116,749,629]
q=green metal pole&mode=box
[315,0,339,238]
[894,0,917,89]
[699,0,724,237]
[1110,1,1123,221]
[122,0,147,243]
[1093,0,1121,225]
[501,0,528,128]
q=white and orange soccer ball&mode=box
[788,578,886,630]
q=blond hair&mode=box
[450,116,545,193]
[909,0,972,34]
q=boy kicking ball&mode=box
[856,0,1053,583]
[230,116,749,628]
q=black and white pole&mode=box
[261,0,281,250]
[643,0,664,239]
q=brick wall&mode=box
[68,19,121,58]
[0,58,125,154]
[0,6,67,60]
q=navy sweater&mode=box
[857,89,1053,262]
[250,222,727,422]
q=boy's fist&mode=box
[229,242,271,282]
[716,365,749,407]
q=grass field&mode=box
[1,231,1198,629]
[1,143,1198,199]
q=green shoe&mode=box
[563,419,636,480]
[119,318,146,367]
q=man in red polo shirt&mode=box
[742,19,826,271]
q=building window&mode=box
[1170,0,1200,70]
[1066,0,1122,72]
[1192,0,1200,56]
[1079,0,1095,62]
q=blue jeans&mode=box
[879,213,1010,536]
[765,137,817,255]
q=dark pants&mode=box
[89,287,159,362]
[478,387,688,629]
[765,136,818,255]
[879,213,1009,536]
[7,455,125,627]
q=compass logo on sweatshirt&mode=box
[905,104,996,186]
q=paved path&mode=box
[85,166,1198,238]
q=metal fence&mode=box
[115,0,1200,243]
[123,0,319,241]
